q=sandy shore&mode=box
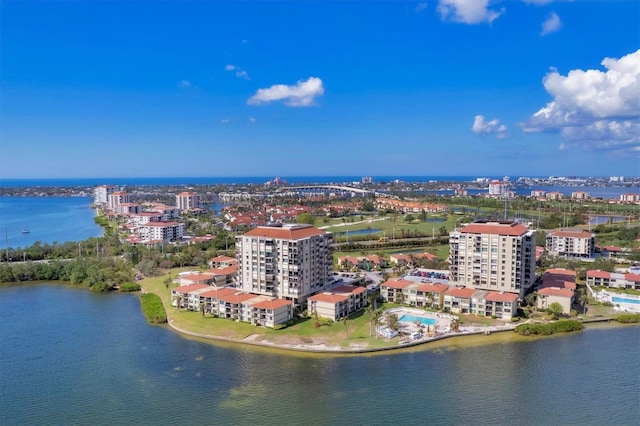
[165,317,520,355]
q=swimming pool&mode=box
[612,297,640,305]
[399,314,437,326]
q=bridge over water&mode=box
[276,184,381,197]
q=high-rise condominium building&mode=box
[236,224,334,307]
[449,221,536,298]
[176,192,200,211]
[94,185,115,205]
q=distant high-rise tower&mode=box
[176,192,200,211]
[94,185,115,205]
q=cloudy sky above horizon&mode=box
[1,0,638,179]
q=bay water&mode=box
[0,197,102,249]
[1,283,638,425]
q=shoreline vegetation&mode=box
[1,278,639,355]
[135,272,640,355]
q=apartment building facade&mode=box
[94,185,115,205]
[107,191,131,209]
[449,221,536,298]
[545,229,595,258]
[176,191,200,211]
[236,224,334,307]
[138,221,185,242]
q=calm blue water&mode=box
[399,314,437,326]
[1,283,638,425]
[335,228,381,236]
[589,215,630,225]
[0,176,493,187]
[612,297,640,305]
[0,197,102,249]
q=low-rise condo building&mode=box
[586,270,640,290]
[546,229,595,258]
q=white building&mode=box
[129,212,165,226]
[94,185,115,205]
[107,191,131,209]
[488,180,506,197]
[449,221,536,298]
[236,224,334,307]
[138,221,185,242]
[546,229,595,258]
[176,192,200,211]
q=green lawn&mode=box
[139,269,399,349]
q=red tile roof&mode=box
[545,268,577,277]
[252,299,293,310]
[199,287,238,298]
[308,292,349,303]
[390,254,412,263]
[414,252,439,261]
[416,283,448,294]
[459,221,529,236]
[538,287,574,297]
[587,270,610,279]
[548,229,593,238]
[445,287,475,298]
[206,265,238,275]
[381,279,413,289]
[146,221,181,227]
[173,283,209,293]
[243,225,326,240]
[485,292,519,303]
[219,292,256,304]
[332,284,367,295]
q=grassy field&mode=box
[321,213,458,239]
[139,269,397,349]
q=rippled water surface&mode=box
[1,284,638,425]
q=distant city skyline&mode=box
[1,1,639,178]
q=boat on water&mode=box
[21,229,30,234]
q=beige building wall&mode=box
[449,221,536,298]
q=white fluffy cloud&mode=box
[225,64,250,80]
[247,77,324,107]
[524,49,640,153]
[540,12,561,36]
[472,115,508,138]
[437,0,504,24]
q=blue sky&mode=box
[1,0,638,179]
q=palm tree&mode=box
[386,313,399,332]
[578,287,589,314]
[366,302,377,337]
[450,317,460,332]
[427,292,435,309]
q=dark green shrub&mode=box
[140,293,167,324]
[120,282,141,292]
[615,313,640,323]
[515,320,583,336]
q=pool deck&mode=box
[387,307,455,336]
[594,290,640,313]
